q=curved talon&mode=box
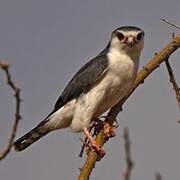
[83,140,106,160]
[96,149,106,161]
[91,140,106,160]
[91,140,101,151]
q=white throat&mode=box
[107,45,140,83]
[108,45,140,65]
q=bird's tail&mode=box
[14,120,50,152]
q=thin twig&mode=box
[165,59,180,109]
[0,60,22,160]
[77,36,180,180]
[161,18,180,30]
[123,127,134,180]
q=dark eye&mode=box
[136,32,143,41]
[117,32,124,41]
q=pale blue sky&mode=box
[0,0,180,179]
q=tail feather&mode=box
[14,121,49,151]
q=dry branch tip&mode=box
[0,60,21,160]
[161,18,180,30]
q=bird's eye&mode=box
[136,32,143,41]
[117,32,124,41]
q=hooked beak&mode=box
[126,36,135,47]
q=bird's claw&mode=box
[84,140,106,160]
[99,115,119,139]
[91,141,106,160]
[96,148,106,161]
[103,121,116,139]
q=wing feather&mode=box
[54,54,109,110]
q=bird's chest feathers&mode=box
[107,50,137,84]
[90,50,139,110]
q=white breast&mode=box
[108,48,139,82]
[90,47,140,116]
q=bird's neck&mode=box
[109,46,141,65]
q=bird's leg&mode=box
[79,122,95,157]
[83,127,100,150]
[83,127,106,158]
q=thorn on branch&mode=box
[143,66,149,72]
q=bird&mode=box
[14,26,144,154]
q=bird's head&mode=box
[110,26,144,56]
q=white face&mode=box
[111,29,144,54]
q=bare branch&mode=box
[165,59,180,109]
[123,127,134,180]
[161,18,180,30]
[0,60,21,160]
[77,36,180,180]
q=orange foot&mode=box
[91,140,106,160]
[103,121,116,139]
[83,128,106,160]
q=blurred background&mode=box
[0,0,180,179]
